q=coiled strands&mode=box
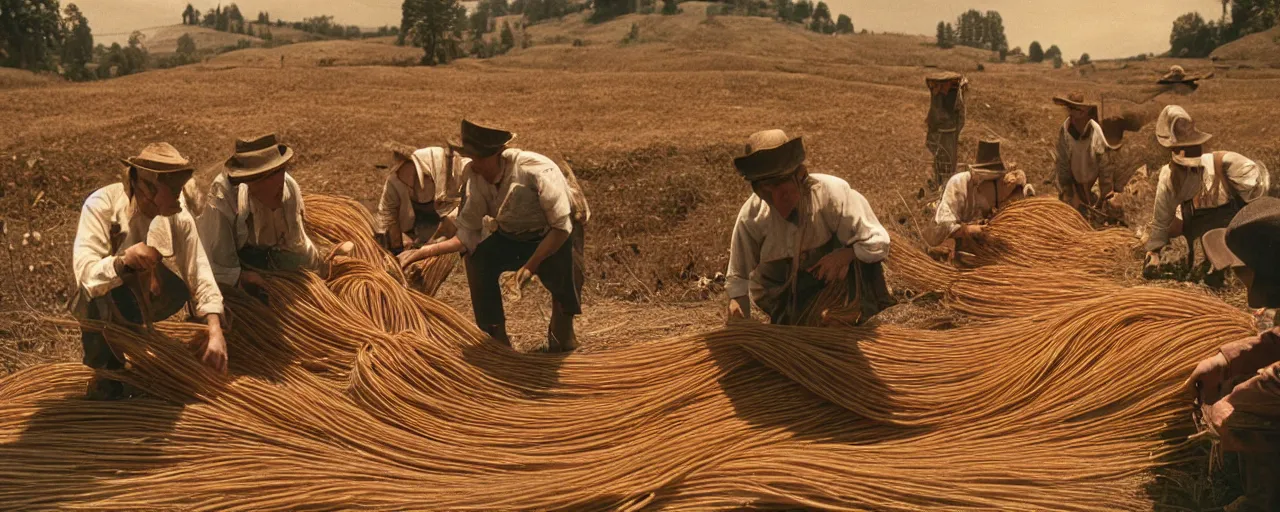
[0,194,1249,510]
[302,193,408,285]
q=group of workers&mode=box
[69,82,1275,509]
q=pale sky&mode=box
[80,0,1222,59]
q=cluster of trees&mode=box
[774,0,851,34]
[1027,41,1065,67]
[0,1,150,80]
[400,0,468,65]
[1169,0,1280,58]
[180,3,273,38]
[935,9,1007,55]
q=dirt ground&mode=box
[2,4,1279,508]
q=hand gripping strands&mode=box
[0,194,1249,510]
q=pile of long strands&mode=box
[0,195,1245,510]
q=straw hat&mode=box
[448,120,516,159]
[1158,65,1198,85]
[119,142,194,196]
[1155,106,1213,167]
[733,130,805,182]
[225,133,294,183]
[1052,92,1096,110]
[1202,197,1280,308]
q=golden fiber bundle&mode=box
[0,194,1248,510]
[302,193,407,285]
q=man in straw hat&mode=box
[375,141,470,259]
[71,143,227,400]
[1053,92,1122,220]
[197,134,351,298]
[1143,105,1270,279]
[1186,197,1280,511]
[1158,64,1206,91]
[725,129,893,325]
[925,72,968,190]
[411,120,584,352]
[925,139,1034,262]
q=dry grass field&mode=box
[1,4,1279,506]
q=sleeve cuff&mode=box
[196,301,225,318]
[726,277,750,299]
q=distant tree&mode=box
[1078,52,1090,65]
[622,21,639,43]
[1009,46,1022,56]
[510,0,525,14]
[260,26,272,41]
[954,9,983,48]
[1169,11,1221,58]
[1231,0,1280,39]
[60,3,95,80]
[177,32,196,55]
[215,5,229,31]
[345,25,361,38]
[182,3,198,25]
[1028,40,1043,62]
[1045,44,1061,60]
[591,0,633,23]
[792,0,813,23]
[257,11,270,24]
[935,21,951,48]
[470,0,492,36]
[500,20,515,50]
[809,1,833,33]
[835,14,852,34]
[983,10,1007,51]
[401,0,467,65]
[0,0,62,71]
[663,0,679,15]
[202,8,216,27]
[99,30,149,77]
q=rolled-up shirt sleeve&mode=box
[828,184,890,263]
[928,174,967,246]
[1225,153,1271,203]
[172,212,224,317]
[534,163,573,234]
[1146,166,1177,252]
[376,179,401,234]
[72,190,124,299]
[455,174,486,254]
[725,205,759,300]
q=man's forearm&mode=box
[525,228,570,271]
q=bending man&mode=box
[925,140,1033,262]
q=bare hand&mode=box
[808,248,856,283]
[1142,251,1161,278]
[961,223,987,240]
[201,328,228,374]
[515,266,535,289]
[122,242,162,271]
[727,299,746,322]
[398,246,430,267]
[1184,353,1228,405]
[239,270,266,290]
[327,241,355,261]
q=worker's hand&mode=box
[326,241,354,261]
[514,266,535,289]
[960,223,987,240]
[398,246,433,267]
[239,270,266,290]
[1142,251,1161,278]
[201,325,229,374]
[726,299,746,323]
[808,248,856,284]
[122,242,162,271]
[1184,352,1229,405]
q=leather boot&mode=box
[548,301,577,353]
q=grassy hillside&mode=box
[1211,26,1280,67]
[142,25,263,54]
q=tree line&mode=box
[180,3,397,41]
[1168,0,1279,58]
[934,9,1007,56]
[0,0,155,80]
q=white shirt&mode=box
[726,174,890,302]
[197,172,323,285]
[1147,151,1271,251]
[1055,119,1114,197]
[455,149,573,254]
[926,169,1002,246]
[72,183,224,317]
[376,147,471,234]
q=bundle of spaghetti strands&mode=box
[0,240,1253,511]
[403,252,459,297]
[962,197,1139,275]
[302,193,407,285]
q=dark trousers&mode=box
[378,201,443,256]
[465,223,584,334]
[766,260,894,326]
[81,268,189,370]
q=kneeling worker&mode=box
[726,130,893,325]
[413,120,583,352]
[1186,197,1280,512]
[71,143,227,399]
[925,140,1033,262]
[377,142,470,258]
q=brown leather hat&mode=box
[225,133,294,183]
[733,130,805,182]
[1203,196,1280,308]
[969,139,1005,171]
[448,120,516,158]
[119,142,194,174]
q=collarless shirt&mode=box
[1055,119,1114,196]
[197,172,322,285]
[1146,151,1270,251]
[454,148,572,254]
[377,146,471,234]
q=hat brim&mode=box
[449,133,516,158]
[1159,132,1214,150]
[119,158,194,174]
[225,144,294,183]
[1053,96,1096,109]
[1202,228,1244,272]
[734,137,806,182]
[969,162,1006,171]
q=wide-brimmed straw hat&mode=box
[225,133,294,183]
[1202,197,1280,308]
[384,141,418,163]
[1155,106,1213,167]
[1158,65,1198,85]
[968,139,1006,171]
[1053,92,1100,122]
[447,120,516,159]
[733,129,805,182]
[120,142,194,174]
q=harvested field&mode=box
[1,3,1278,508]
